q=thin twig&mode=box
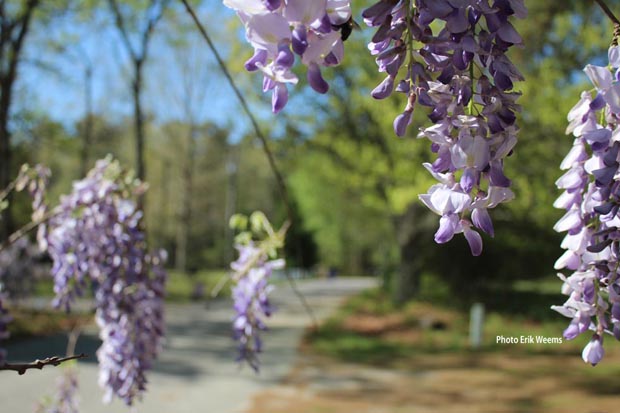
[284,271,318,327]
[0,354,87,375]
[66,331,80,358]
[107,0,139,60]
[210,273,230,298]
[0,179,16,203]
[179,0,294,225]
[0,209,60,253]
[182,0,318,326]
[594,0,620,25]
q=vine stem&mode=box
[594,0,620,25]
[179,0,293,225]
[0,209,59,253]
[180,0,318,327]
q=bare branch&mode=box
[0,354,87,375]
[107,0,138,61]
[140,0,170,62]
[10,0,40,52]
[181,0,319,326]
[179,0,294,226]
[0,208,60,253]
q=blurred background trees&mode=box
[1,0,618,305]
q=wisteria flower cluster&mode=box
[36,367,80,413]
[25,157,167,405]
[16,163,51,249]
[0,164,50,365]
[223,0,352,112]
[363,0,525,255]
[552,46,620,366]
[229,212,286,371]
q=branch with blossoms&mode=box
[0,157,167,406]
[214,0,620,367]
[362,0,526,255]
[552,1,620,367]
[219,0,525,256]
[181,0,294,226]
[228,211,288,371]
[0,164,53,254]
[183,0,320,328]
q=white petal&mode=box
[553,209,582,233]
[584,64,613,90]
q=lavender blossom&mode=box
[37,367,80,413]
[96,249,166,404]
[230,243,284,371]
[228,212,286,371]
[15,164,51,250]
[33,157,167,405]
[364,0,525,254]
[552,46,620,365]
[224,0,351,112]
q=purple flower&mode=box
[582,335,604,366]
[224,0,351,112]
[553,46,620,364]
[363,1,525,253]
[230,242,284,371]
[31,157,167,405]
[40,367,80,413]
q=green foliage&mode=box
[7,307,92,342]
[165,269,229,301]
[7,0,620,292]
[282,1,618,289]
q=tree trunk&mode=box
[392,202,437,305]
[80,66,94,177]
[0,0,40,237]
[133,59,145,183]
[0,97,12,238]
[132,58,148,218]
[175,126,196,272]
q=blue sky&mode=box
[15,2,272,143]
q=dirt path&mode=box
[246,350,620,413]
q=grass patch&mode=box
[7,307,93,342]
[32,277,55,297]
[166,269,230,302]
[306,285,586,367]
[30,269,230,303]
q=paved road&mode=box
[0,277,375,413]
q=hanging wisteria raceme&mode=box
[552,45,620,366]
[223,0,352,112]
[16,163,51,249]
[363,0,525,255]
[96,250,166,404]
[29,157,167,405]
[231,243,284,371]
[0,164,50,366]
[36,367,80,413]
[229,212,286,371]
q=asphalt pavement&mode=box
[0,277,375,413]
